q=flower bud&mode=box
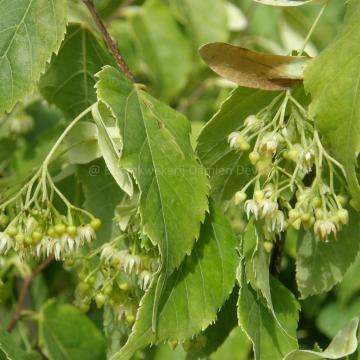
[337,195,348,207]
[315,208,324,219]
[249,151,260,165]
[263,241,273,253]
[288,209,300,222]
[254,190,264,203]
[337,209,349,225]
[55,223,66,235]
[67,226,77,237]
[312,197,322,209]
[234,191,247,205]
[291,218,302,230]
[95,293,106,308]
[0,215,9,228]
[6,226,18,237]
[90,218,102,231]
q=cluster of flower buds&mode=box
[0,211,101,260]
[0,163,102,260]
[101,245,158,290]
[229,92,351,242]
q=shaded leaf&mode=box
[296,211,360,298]
[111,202,238,360]
[304,0,360,201]
[210,326,251,360]
[0,0,67,113]
[283,318,359,360]
[129,0,192,101]
[200,43,307,91]
[78,159,126,244]
[170,0,228,51]
[0,328,26,360]
[316,300,360,338]
[197,87,276,201]
[38,300,106,360]
[40,25,113,119]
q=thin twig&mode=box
[7,255,55,333]
[82,0,136,83]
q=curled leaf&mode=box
[200,42,308,91]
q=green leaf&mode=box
[242,221,292,337]
[40,24,113,119]
[0,0,67,113]
[96,65,209,278]
[186,288,242,360]
[283,318,359,360]
[197,87,276,201]
[129,0,192,101]
[170,0,228,50]
[338,255,360,304]
[238,269,299,360]
[0,329,26,360]
[111,202,238,360]
[38,300,106,360]
[304,0,360,201]
[92,104,134,196]
[64,121,101,165]
[316,300,360,339]
[78,159,126,244]
[296,211,360,298]
[210,327,251,360]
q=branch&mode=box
[7,255,55,333]
[82,0,136,84]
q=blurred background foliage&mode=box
[0,0,353,359]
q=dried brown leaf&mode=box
[200,42,308,91]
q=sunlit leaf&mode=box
[111,202,238,360]
[283,318,359,360]
[0,0,67,113]
[304,0,360,201]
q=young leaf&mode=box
[40,24,113,119]
[296,211,360,298]
[96,65,209,278]
[0,0,67,113]
[197,88,276,201]
[129,0,192,101]
[238,273,299,360]
[92,104,134,197]
[304,0,360,201]
[111,202,238,360]
[200,43,307,91]
[38,300,106,360]
[0,328,26,360]
[283,318,359,360]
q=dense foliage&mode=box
[1,0,360,359]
